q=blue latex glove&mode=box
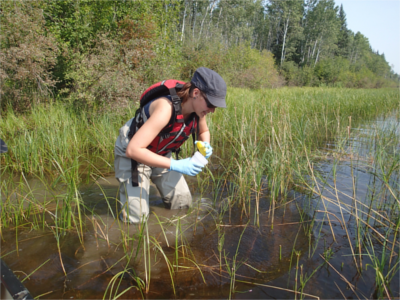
[195,141,213,159]
[169,157,203,176]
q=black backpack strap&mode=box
[169,87,184,123]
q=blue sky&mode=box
[334,0,400,74]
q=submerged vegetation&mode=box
[1,87,399,299]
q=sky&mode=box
[334,0,400,74]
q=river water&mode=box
[1,114,399,299]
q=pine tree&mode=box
[336,4,350,57]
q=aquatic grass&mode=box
[103,220,150,297]
[149,236,176,295]
[217,225,225,272]
[152,212,170,247]
[1,101,124,180]
[0,170,60,250]
[1,87,399,298]
[331,159,359,270]
[224,222,248,300]
[236,279,321,299]
[20,259,50,283]
[51,155,85,242]
[89,214,110,248]
[362,215,400,299]
[204,88,398,228]
[48,222,67,275]
[214,201,229,272]
[174,217,181,271]
[287,226,302,285]
[143,218,151,293]
[103,269,144,300]
[2,88,398,232]
[298,259,325,300]
[97,239,145,299]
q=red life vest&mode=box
[146,112,197,156]
[128,80,199,186]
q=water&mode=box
[1,175,311,299]
[1,114,399,299]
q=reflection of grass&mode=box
[224,223,248,300]
[0,88,399,298]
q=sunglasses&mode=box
[203,94,216,109]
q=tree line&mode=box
[1,0,398,112]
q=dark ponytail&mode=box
[177,82,193,104]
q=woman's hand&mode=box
[195,141,213,159]
[169,158,203,176]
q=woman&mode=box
[114,67,227,224]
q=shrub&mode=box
[179,38,226,80]
[0,1,59,113]
[178,42,283,89]
[281,61,300,86]
[64,17,157,110]
[223,48,284,89]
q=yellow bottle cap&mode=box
[196,141,207,156]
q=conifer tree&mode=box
[336,4,350,57]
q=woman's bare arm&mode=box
[197,115,211,143]
[125,98,174,168]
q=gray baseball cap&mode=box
[191,67,227,108]
[0,139,7,153]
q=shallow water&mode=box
[1,114,399,299]
[1,174,312,299]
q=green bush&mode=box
[179,42,283,89]
[0,1,59,113]
[314,57,349,84]
[222,46,284,89]
[64,17,158,110]
[281,61,317,87]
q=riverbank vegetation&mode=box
[1,0,399,113]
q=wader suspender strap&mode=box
[131,159,139,187]
[128,116,139,187]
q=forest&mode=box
[1,0,399,113]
